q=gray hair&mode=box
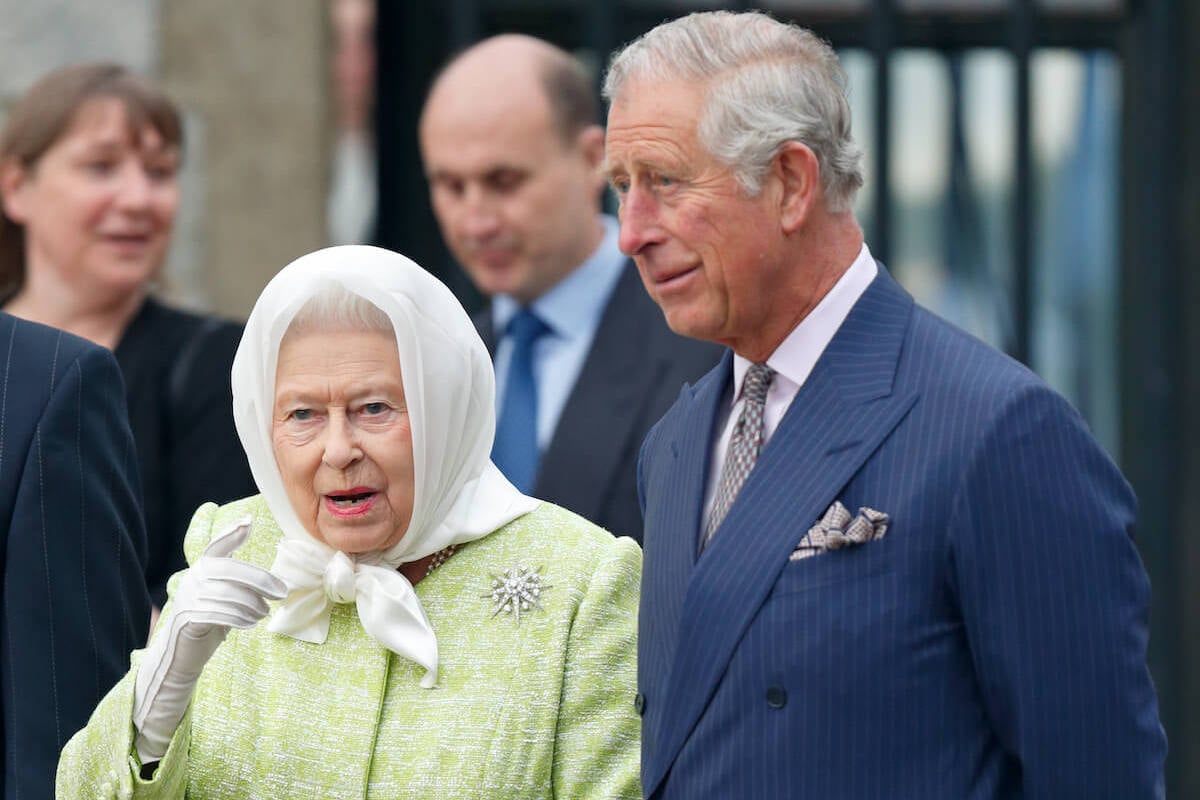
[603,10,863,212]
[285,280,393,338]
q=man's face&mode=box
[605,78,785,352]
[420,80,605,305]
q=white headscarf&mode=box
[232,245,538,687]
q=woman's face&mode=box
[0,97,179,300]
[272,326,416,554]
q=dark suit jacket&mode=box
[636,267,1166,798]
[115,298,255,606]
[476,259,722,542]
[0,313,150,800]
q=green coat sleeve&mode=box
[54,668,192,799]
[551,535,642,799]
[55,503,223,799]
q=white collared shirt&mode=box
[703,244,879,521]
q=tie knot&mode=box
[743,363,774,405]
[507,309,549,345]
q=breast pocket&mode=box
[769,534,895,596]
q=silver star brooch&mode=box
[484,564,550,623]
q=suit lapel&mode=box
[535,261,659,522]
[642,352,733,629]
[473,308,497,355]
[646,267,919,793]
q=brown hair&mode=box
[0,63,184,299]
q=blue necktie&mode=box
[491,309,549,494]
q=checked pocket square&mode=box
[790,501,890,561]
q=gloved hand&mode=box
[132,518,287,764]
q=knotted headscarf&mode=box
[231,245,538,687]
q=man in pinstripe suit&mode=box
[604,11,1165,799]
[0,312,150,799]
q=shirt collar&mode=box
[492,215,625,340]
[732,243,878,398]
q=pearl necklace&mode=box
[424,544,460,577]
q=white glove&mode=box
[132,518,287,764]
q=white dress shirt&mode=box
[703,244,879,521]
[492,215,626,451]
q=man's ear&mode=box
[578,124,607,186]
[773,141,820,234]
[0,159,32,225]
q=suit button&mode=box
[635,692,646,715]
[766,686,787,709]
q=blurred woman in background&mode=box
[0,63,256,617]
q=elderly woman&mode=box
[57,245,641,798]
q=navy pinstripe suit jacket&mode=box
[0,313,149,800]
[636,267,1166,799]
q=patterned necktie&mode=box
[491,309,549,494]
[701,362,776,551]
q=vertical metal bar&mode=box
[869,0,894,265]
[1173,1,1200,793]
[1120,0,1183,795]
[1010,0,1034,365]
[946,52,980,285]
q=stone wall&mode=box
[160,0,329,319]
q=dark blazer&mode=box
[114,298,256,606]
[476,259,722,542]
[0,313,150,800]
[636,267,1166,798]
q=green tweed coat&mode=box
[57,496,642,799]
